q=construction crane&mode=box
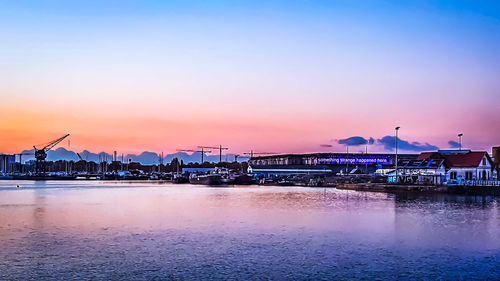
[177,148,212,163]
[233,154,252,162]
[242,151,277,158]
[199,145,228,163]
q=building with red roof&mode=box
[414,149,496,183]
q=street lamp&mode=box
[395,126,400,183]
[458,133,463,151]
[346,145,349,174]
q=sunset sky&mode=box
[1,0,499,155]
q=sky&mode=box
[1,0,499,155]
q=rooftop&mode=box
[418,150,490,168]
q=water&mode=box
[0,181,498,280]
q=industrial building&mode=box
[248,152,418,176]
[0,154,16,173]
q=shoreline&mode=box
[335,183,500,196]
[1,179,500,196]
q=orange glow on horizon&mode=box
[1,102,499,155]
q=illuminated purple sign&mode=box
[317,157,391,165]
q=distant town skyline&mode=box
[1,0,499,154]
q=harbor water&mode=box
[0,181,499,280]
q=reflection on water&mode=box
[0,181,498,280]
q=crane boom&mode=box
[198,145,228,163]
[35,134,70,152]
[242,151,277,158]
[33,134,70,162]
[177,148,212,163]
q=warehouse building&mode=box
[248,152,418,176]
[0,154,16,174]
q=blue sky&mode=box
[0,0,499,154]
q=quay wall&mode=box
[335,183,448,193]
[335,183,500,196]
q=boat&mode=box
[0,173,13,180]
[189,174,223,185]
[277,179,295,186]
[12,174,77,180]
[173,175,189,184]
[232,174,256,185]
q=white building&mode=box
[392,157,447,185]
[415,150,496,184]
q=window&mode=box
[450,171,457,180]
[465,171,473,180]
[482,158,486,165]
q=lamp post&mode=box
[458,133,463,151]
[395,126,400,183]
[346,145,349,174]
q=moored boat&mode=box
[189,174,223,185]
[12,174,77,180]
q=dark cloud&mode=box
[338,136,373,146]
[377,136,439,152]
[448,140,460,148]
[320,144,333,148]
